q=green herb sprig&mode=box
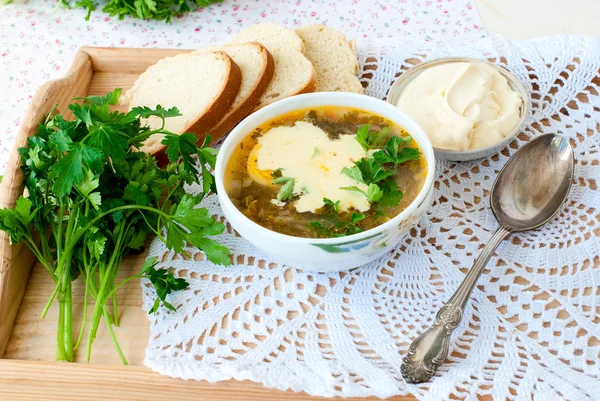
[308,198,365,238]
[341,126,419,209]
[272,176,296,201]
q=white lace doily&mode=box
[142,35,600,400]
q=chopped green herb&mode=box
[355,124,391,152]
[340,127,420,209]
[373,135,420,165]
[272,176,295,201]
[270,168,283,179]
[308,198,366,238]
[312,147,319,158]
[141,257,189,314]
[341,183,384,203]
[323,198,340,214]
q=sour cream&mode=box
[396,62,523,151]
[250,121,371,213]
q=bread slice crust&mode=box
[295,24,363,94]
[230,23,317,111]
[184,51,242,146]
[125,51,242,159]
[204,43,275,140]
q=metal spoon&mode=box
[400,134,574,384]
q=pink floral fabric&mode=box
[0,0,485,174]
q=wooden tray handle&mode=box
[0,49,93,211]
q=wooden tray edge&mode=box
[0,359,417,401]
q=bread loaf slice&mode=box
[230,23,317,109]
[295,24,363,94]
[124,51,241,155]
[193,43,275,139]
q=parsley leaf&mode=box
[355,125,370,152]
[307,199,366,238]
[341,183,384,203]
[397,147,421,164]
[341,165,365,184]
[323,198,340,214]
[373,136,420,165]
[355,124,391,151]
[270,168,283,179]
[307,221,333,237]
[197,135,218,194]
[87,123,129,162]
[351,158,394,184]
[162,132,199,175]
[366,183,384,202]
[132,104,182,120]
[141,257,189,314]
[48,142,102,196]
[272,176,296,201]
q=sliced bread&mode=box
[192,43,275,139]
[124,51,242,155]
[295,24,363,94]
[230,23,317,109]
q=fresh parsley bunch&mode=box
[55,0,222,22]
[0,89,229,364]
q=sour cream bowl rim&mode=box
[387,57,530,161]
[215,92,435,245]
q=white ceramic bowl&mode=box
[387,57,530,162]
[215,92,435,273]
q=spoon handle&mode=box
[400,225,511,384]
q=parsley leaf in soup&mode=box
[323,198,340,214]
[341,165,365,184]
[373,135,420,165]
[355,125,391,152]
[270,168,283,179]
[272,176,296,201]
[397,147,421,164]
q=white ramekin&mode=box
[387,57,530,162]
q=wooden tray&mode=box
[0,47,416,401]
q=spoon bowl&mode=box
[491,134,574,232]
[401,134,574,384]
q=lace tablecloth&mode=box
[142,35,600,401]
[0,0,485,174]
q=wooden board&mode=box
[0,47,417,401]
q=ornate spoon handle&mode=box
[400,225,512,384]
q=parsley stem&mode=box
[104,274,142,302]
[127,128,172,146]
[103,308,128,365]
[137,210,162,238]
[56,295,66,361]
[74,265,91,350]
[63,278,73,362]
[60,205,170,265]
[112,290,119,327]
[86,221,126,361]
[23,237,57,283]
[41,283,60,319]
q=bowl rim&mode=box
[386,56,530,157]
[215,92,436,245]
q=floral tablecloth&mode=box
[0,0,485,174]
